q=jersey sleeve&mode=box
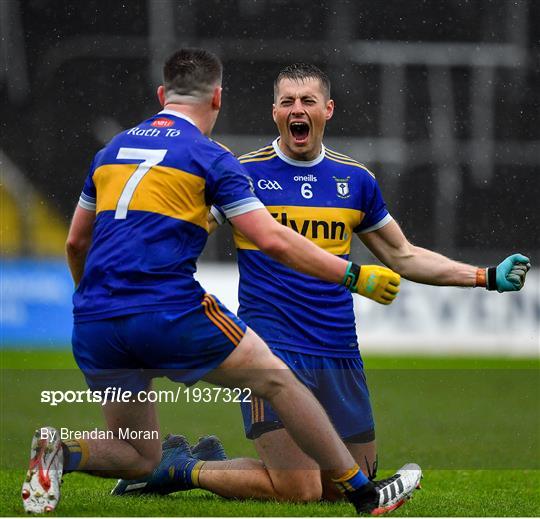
[206,153,264,219]
[77,156,98,211]
[210,205,227,225]
[354,173,393,234]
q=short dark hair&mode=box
[163,48,223,101]
[274,63,331,100]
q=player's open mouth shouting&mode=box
[289,119,310,146]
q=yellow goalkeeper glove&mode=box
[342,262,400,305]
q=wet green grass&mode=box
[1,351,538,516]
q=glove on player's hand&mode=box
[344,263,401,305]
[491,254,531,292]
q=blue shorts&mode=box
[241,349,375,443]
[72,293,246,392]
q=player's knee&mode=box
[254,368,290,401]
[232,330,267,370]
[274,476,322,503]
[235,332,291,399]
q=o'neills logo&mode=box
[293,174,318,182]
[152,118,174,128]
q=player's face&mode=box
[273,77,334,161]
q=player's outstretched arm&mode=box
[359,220,530,292]
[66,205,96,286]
[214,205,399,304]
[231,207,398,302]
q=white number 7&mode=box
[114,147,168,219]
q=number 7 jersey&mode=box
[225,138,392,357]
[73,110,262,322]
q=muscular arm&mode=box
[66,205,96,286]
[359,220,478,287]
[230,209,348,285]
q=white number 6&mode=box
[301,182,313,199]
[114,147,167,219]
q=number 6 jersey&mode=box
[213,138,392,358]
[74,110,262,322]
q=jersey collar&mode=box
[158,109,197,128]
[272,138,326,168]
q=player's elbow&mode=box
[383,244,417,277]
[259,238,290,260]
[65,235,90,258]
[255,228,290,260]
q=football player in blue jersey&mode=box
[22,50,421,515]
[114,63,530,507]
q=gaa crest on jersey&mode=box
[333,176,351,198]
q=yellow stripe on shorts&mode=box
[201,294,243,346]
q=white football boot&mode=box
[347,462,422,515]
[370,463,423,515]
[22,427,63,513]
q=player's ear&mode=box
[211,86,222,111]
[157,85,166,107]
[272,104,277,123]
[325,99,335,121]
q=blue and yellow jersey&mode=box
[213,138,392,357]
[74,110,263,322]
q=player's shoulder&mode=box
[209,139,233,154]
[198,135,234,162]
[89,139,119,170]
[238,144,277,164]
[324,146,376,180]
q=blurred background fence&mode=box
[1,0,539,353]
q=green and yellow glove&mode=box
[342,262,401,305]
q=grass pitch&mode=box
[1,350,538,517]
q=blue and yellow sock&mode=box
[62,439,89,473]
[166,458,205,489]
[332,464,370,493]
[334,465,379,514]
